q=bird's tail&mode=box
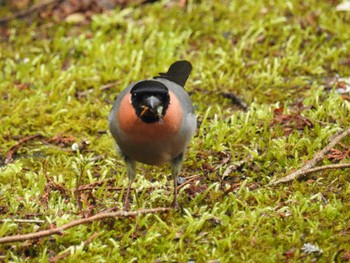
[154,60,192,87]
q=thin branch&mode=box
[0,0,61,25]
[0,219,45,224]
[78,175,201,192]
[76,178,116,191]
[78,186,125,191]
[0,207,170,244]
[271,128,350,185]
[296,163,350,176]
[100,81,121,91]
[177,175,201,191]
[5,134,44,164]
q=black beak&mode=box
[143,96,162,111]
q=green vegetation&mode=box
[1,0,350,261]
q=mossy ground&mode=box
[1,0,350,262]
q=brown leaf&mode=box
[202,163,215,172]
[327,148,350,161]
[218,151,231,165]
[47,134,76,147]
[273,106,284,115]
[185,183,208,197]
[14,81,31,90]
[270,102,314,136]
[342,251,350,261]
[283,248,296,258]
[341,94,350,101]
[40,186,50,207]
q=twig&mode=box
[271,128,350,185]
[0,207,170,244]
[221,92,248,111]
[0,0,61,25]
[5,134,44,164]
[78,176,201,192]
[76,178,116,191]
[100,81,120,91]
[78,186,126,192]
[0,219,45,224]
[177,175,201,191]
[295,163,350,176]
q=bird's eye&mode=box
[131,93,137,98]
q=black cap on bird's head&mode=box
[130,80,170,123]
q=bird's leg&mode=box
[171,153,184,209]
[124,156,136,211]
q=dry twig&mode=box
[77,178,116,191]
[5,134,44,164]
[0,207,170,244]
[177,174,201,191]
[0,219,45,224]
[296,163,350,176]
[271,128,350,185]
[100,81,120,91]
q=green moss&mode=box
[1,0,350,261]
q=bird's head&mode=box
[130,80,170,123]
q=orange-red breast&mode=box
[108,60,196,210]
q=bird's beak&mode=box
[141,96,163,117]
[143,96,161,110]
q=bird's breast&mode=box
[116,91,183,146]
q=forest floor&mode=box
[1,0,350,262]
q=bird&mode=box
[108,60,196,210]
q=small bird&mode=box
[108,60,196,210]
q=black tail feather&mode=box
[154,60,192,87]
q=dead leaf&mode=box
[342,250,350,261]
[341,94,350,101]
[47,134,76,147]
[270,102,314,136]
[283,248,296,258]
[327,148,350,161]
[202,163,216,172]
[185,183,208,197]
[14,81,31,90]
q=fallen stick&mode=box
[271,128,350,185]
[0,207,170,244]
[0,219,45,224]
[177,174,201,191]
[298,163,350,175]
[5,134,44,164]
